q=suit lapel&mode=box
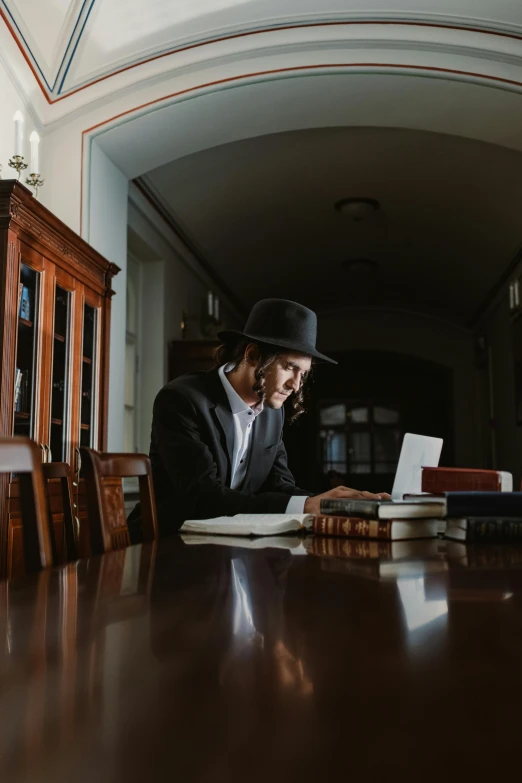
[205,369,235,477]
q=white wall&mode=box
[318,308,481,469]
[88,141,129,451]
[128,188,242,454]
[0,58,41,184]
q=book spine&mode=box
[422,469,501,493]
[466,519,522,542]
[319,499,379,518]
[313,515,392,539]
[446,492,522,518]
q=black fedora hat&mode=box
[217,298,337,364]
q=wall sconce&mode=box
[181,291,222,338]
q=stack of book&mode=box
[180,469,522,544]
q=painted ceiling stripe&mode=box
[0,1,53,91]
[55,0,97,94]
[58,18,522,96]
[3,7,522,101]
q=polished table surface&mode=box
[2,534,522,782]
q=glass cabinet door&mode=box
[49,284,73,462]
[80,300,99,448]
[14,262,42,439]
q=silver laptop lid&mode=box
[391,433,443,501]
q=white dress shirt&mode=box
[218,364,308,513]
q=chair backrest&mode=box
[79,448,158,554]
[0,437,53,573]
[42,462,78,564]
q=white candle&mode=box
[213,295,220,321]
[13,111,24,157]
[207,291,213,317]
[29,131,39,173]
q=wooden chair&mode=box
[0,437,53,573]
[42,462,78,564]
[79,448,158,555]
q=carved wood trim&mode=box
[0,181,120,296]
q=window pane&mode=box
[374,429,401,462]
[350,431,371,462]
[375,462,397,474]
[50,285,71,462]
[15,264,40,439]
[374,406,399,424]
[349,407,368,423]
[80,304,97,448]
[320,404,345,426]
[326,432,346,464]
[351,463,371,474]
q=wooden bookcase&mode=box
[0,181,119,578]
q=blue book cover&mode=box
[19,286,32,320]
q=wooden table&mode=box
[1,534,522,782]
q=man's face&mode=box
[261,352,312,409]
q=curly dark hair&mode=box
[213,339,312,422]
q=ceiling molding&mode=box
[131,177,247,319]
[5,1,522,108]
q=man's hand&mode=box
[304,486,392,516]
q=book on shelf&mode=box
[14,368,22,409]
[180,513,314,537]
[19,285,32,321]
[313,514,440,540]
[319,497,445,520]
[421,467,512,493]
[445,518,522,542]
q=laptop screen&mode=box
[391,433,443,500]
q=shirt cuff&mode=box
[285,495,309,514]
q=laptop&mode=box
[391,433,443,501]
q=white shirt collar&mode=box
[218,363,264,416]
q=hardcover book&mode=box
[313,514,440,540]
[422,467,512,493]
[319,497,445,520]
[445,518,522,542]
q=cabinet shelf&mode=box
[19,317,33,328]
[14,411,30,420]
[51,418,63,426]
[54,332,66,343]
[80,423,90,431]
[82,356,92,364]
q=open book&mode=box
[180,513,314,537]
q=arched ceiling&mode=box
[3,0,522,105]
[3,2,522,325]
[138,125,522,325]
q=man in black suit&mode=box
[130,299,387,538]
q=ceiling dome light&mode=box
[334,197,380,221]
[342,258,379,276]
